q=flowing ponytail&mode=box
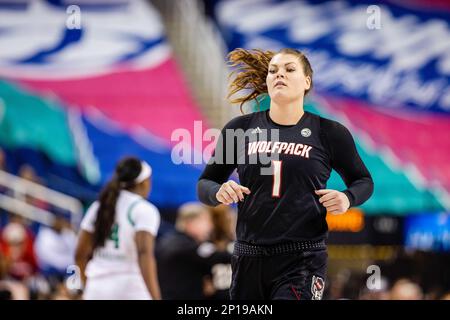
[93,177,121,250]
[227,48,274,113]
[92,157,142,250]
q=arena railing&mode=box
[0,169,83,229]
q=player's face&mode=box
[194,212,213,242]
[266,53,311,104]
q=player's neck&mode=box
[269,99,305,126]
[127,186,146,198]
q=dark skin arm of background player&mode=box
[74,230,94,289]
[136,231,162,300]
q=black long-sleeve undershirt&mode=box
[198,113,373,207]
[197,110,374,243]
[318,117,373,207]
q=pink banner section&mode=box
[17,58,210,147]
[323,95,450,191]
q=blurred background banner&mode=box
[0,0,206,208]
[209,0,450,214]
[404,212,450,252]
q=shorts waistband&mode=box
[234,240,326,257]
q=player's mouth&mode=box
[274,80,286,88]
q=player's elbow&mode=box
[196,179,205,202]
[197,178,213,206]
[361,176,374,204]
[365,174,374,196]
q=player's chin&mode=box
[270,91,292,102]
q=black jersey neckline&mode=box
[263,109,310,129]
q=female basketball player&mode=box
[75,157,161,300]
[197,48,374,300]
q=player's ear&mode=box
[305,76,311,91]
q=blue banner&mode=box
[214,0,450,114]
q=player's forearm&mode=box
[197,178,222,206]
[138,253,161,300]
[74,254,89,288]
[148,256,161,300]
[344,176,374,207]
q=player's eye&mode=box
[287,68,295,72]
[269,69,276,74]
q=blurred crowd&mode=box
[0,148,77,299]
[0,188,236,300]
[1,147,449,300]
[0,146,237,300]
[326,269,450,300]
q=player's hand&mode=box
[216,180,251,205]
[315,189,350,214]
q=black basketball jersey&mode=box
[198,110,373,245]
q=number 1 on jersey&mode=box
[272,160,282,197]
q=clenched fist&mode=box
[216,180,251,205]
[315,189,350,214]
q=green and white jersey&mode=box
[81,190,160,278]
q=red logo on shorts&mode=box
[311,275,325,300]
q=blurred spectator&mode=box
[50,282,73,300]
[424,285,445,300]
[209,204,236,251]
[0,251,12,299]
[359,276,390,300]
[18,164,39,183]
[0,220,38,281]
[205,205,235,300]
[0,251,29,300]
[389,278,423,300]
[17,164,49,211]
[327,269,350,300]
[0,148,6,171]
[6,213,38,272]
[328,269,365,300]
[440,292,450,300]
[0,148,8,195]
[156,202,231,300]
[34,211,77,285]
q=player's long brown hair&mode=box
[227,48,314,113]
[93,157,142,250]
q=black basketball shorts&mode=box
[230,247,327,300]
